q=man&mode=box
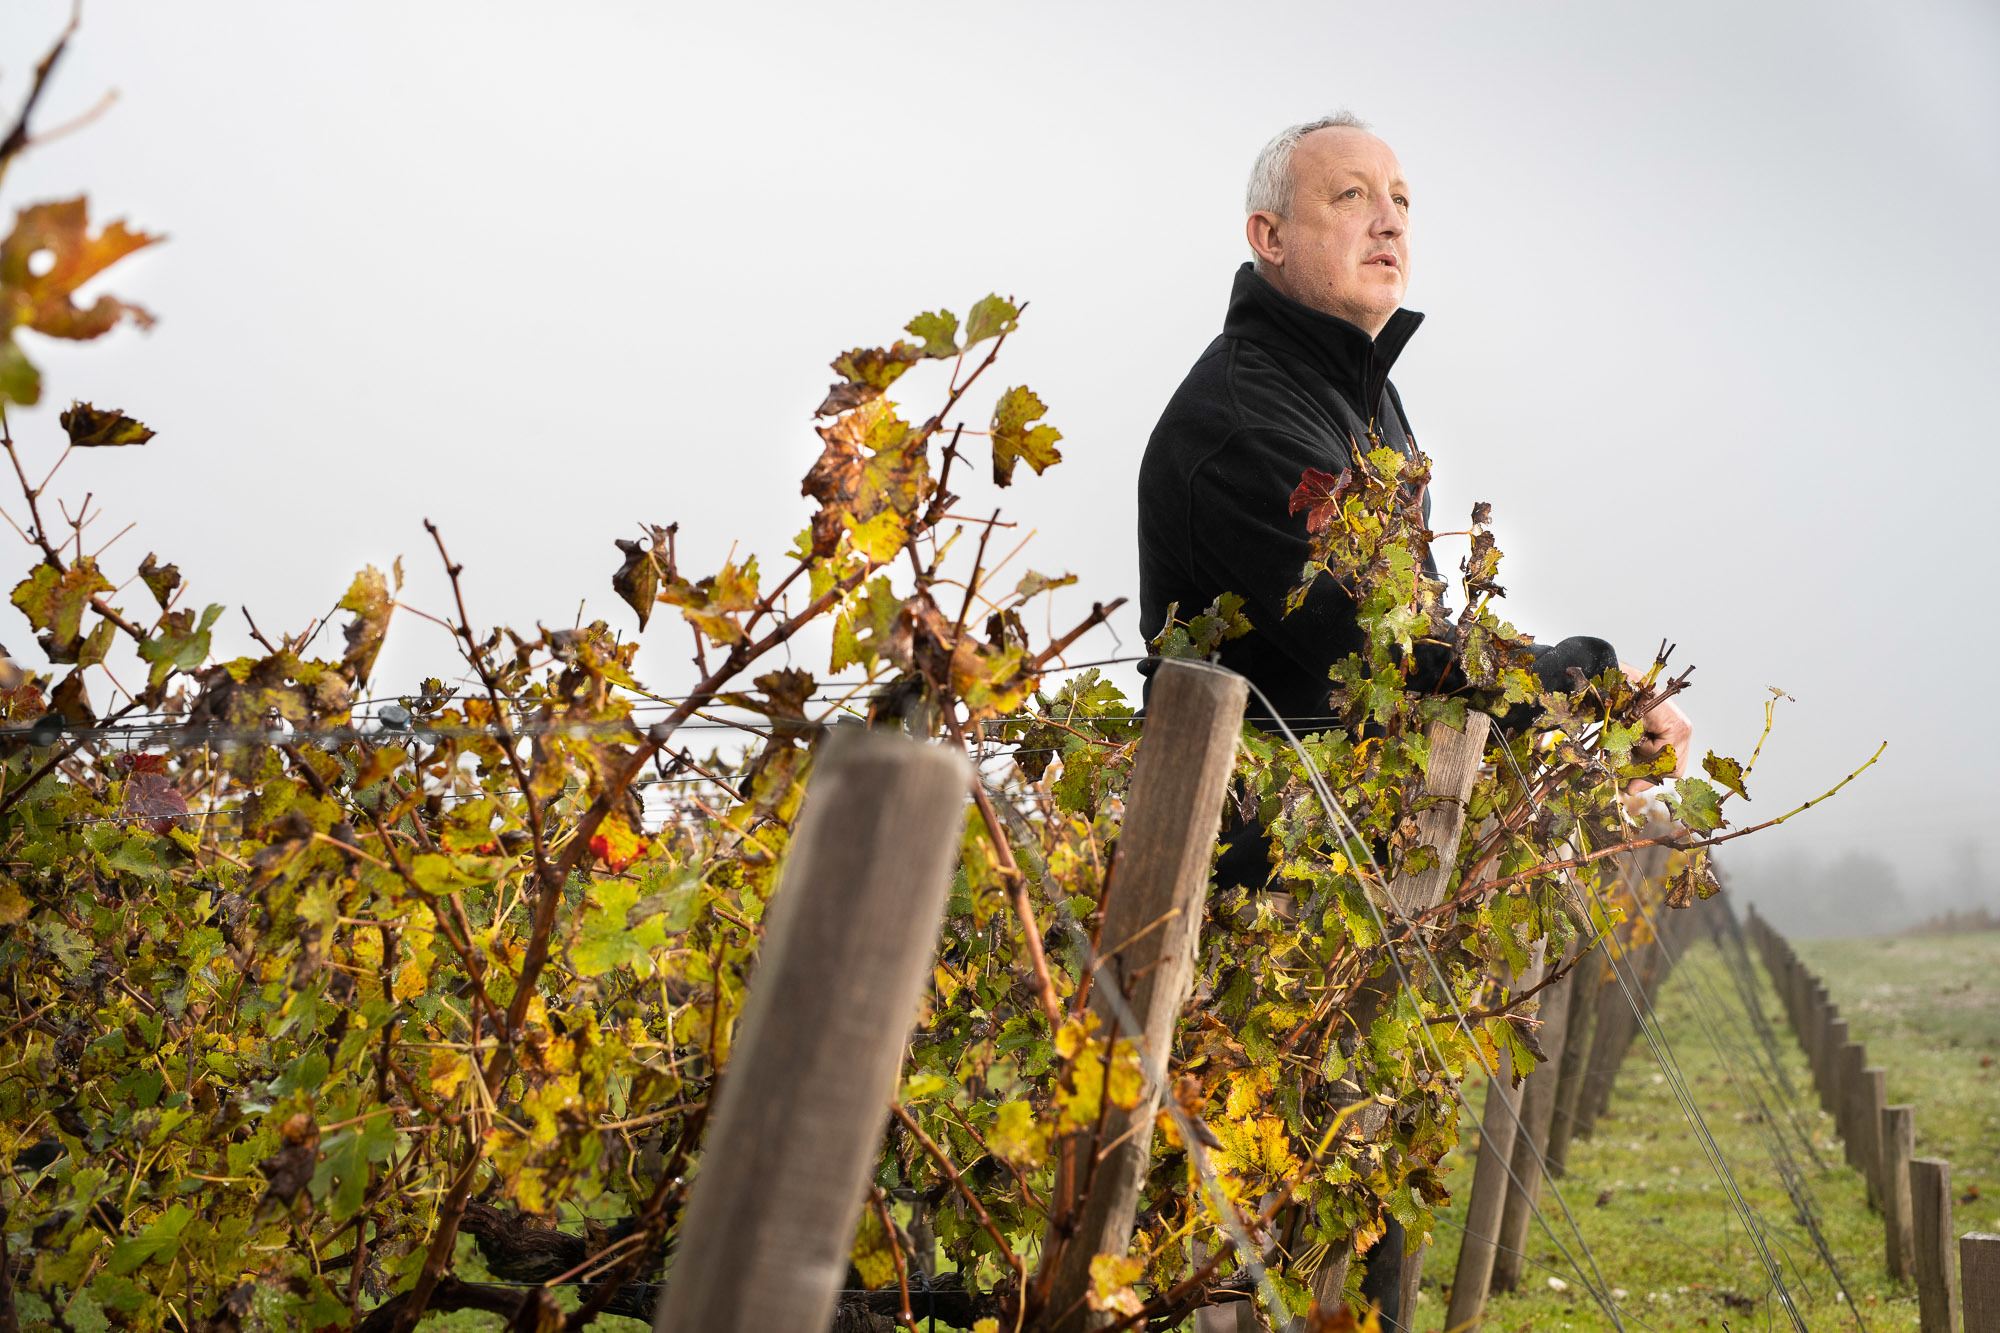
[1134,112,1693,1325]
[1138,110,1691,802]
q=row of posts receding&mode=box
[1746,909,2000,1332]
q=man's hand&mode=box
[1621,660,1692,793]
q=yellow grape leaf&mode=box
[850,1199,899,1289]
[988,1099,1050,1169]
[1105,1038,1145,1111]
[990,385,1062,486]
[1086,1253,1145,1315]
[427,1048,471,1099]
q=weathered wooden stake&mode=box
[1307,712,1492,1319]
[1880,1104,1915,1280]
[653,729,971,1333]
[1543,948,1602,1179]
[1043,659,1248,1333]
[1819,1016,1849,1120]
[1860,1068,1887,1210]
[1573,846,1668,1136]
[1446,945,1545,1330]
[1836,1042,1866,1166]
[1490,951,1578,1292]
[1909,1158,1957,1332]
[1959,1233,2000,1333]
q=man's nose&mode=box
[1371,203,1403,238]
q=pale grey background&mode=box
[6,1,1996,933]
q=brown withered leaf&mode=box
[612,524,671,631]
[1663,848,1721,908]
[1,198,160,338]
[338,566,396,685]
[59,401,154,446]
[1460,528,1505,597]
[137,553,181,610]
[801,399,927,557]
[256,1111,320,1217]
[50,668,93,725]
[726,666,817,741]
[814,342,921,417]
[0,198,161,406]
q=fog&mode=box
[6,1,1997,932]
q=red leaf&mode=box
[1288,466,1349,534]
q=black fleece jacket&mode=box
[1136,263,1618,729]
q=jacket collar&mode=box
[1222,261,1423,426]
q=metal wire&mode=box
[1239,679,1634,1331]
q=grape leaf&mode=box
[0,198,161,406]
[989,385,1062,486]
[338,566,395,685]
[59,402,154,447]
[1702,751,1749,800]
[904,309,959,358]
[964,293,1019,347]
[10,558,113,663]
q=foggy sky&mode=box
[7,1,1998,920]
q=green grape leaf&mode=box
[137,603,223,691]
[964,293,1020,347]
[1665,776,1725,833]
[904,309,959,358]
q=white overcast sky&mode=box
[7,1,1998,915]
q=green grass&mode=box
[1421,925,2000,1332]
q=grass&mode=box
[1420,922,2000,1332]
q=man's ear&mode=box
[1246,211,1284,268]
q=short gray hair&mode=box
[1245,111,1370,216]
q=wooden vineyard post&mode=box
[1881,1105,1915,1280]
[652,729,971,1333]
[1446,945,1545,1330]
[1308,711,1492,1319]
[1810,999,1835,1112]
[1837,1042,1866,1167]
[1490,950,1579,1291]
[1820,1017,1849,1119]
[1910,1158,1958,1332]
[1043,659,1249,1333]
[1961,1234,2000,1333]
[1543,946,1602,1179]
[1860,1068,1888,1209]
[1573,844,1668,1138]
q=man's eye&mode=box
[1394,195,1410,208]
[1343,187,1363,199]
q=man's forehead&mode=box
[1296,125,1407,187]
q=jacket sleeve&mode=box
[1183,426,1439,684]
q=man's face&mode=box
[1254,127,1411,337]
